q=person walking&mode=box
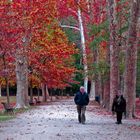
[112,92,126,124]
[74,86,89,124]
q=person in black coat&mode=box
[74,86,89,124]
[112,93,126,124]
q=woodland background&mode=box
[0,0,140,119]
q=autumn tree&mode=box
[124,0,140,118]
[0,0,77,108]
[0,0,16,104]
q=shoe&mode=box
[115,121,122,124]
[82,122,85,124]
[118,122,122,124]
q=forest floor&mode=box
[0,97,140,140]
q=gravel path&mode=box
[0,98,140,140]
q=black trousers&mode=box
[116,112,123,123]
[77,105,86,124]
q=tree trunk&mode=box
[103,79,110,109]
[98,73,103,104]
[77,3,88,93]
[89,79,95,100]
[103,43,110,109]
[15,33,30,108]
[6,78,10,105]
[107,0,119,109]
[124,0,140,118]
[37,87,40,101]
[15,49,28,108]
[41,83,45,102]
[45,84,49,101]
[29,78,33,103]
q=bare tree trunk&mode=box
[37,87,40,101]
[107,0,119,109]
[98,73,103,104]
[103,79,110,109]
[15,48,28,108]
[29,78,33,103]
[103,43,110,109]
[41,83,45,102]
[124,0,140,118]
[93,45,100,102]
[6,78,10,105]
[15,33,30,108]
[89,79,95,100]
[77,2,88,93]
[45,84,49,101]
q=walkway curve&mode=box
[0,98,140,140]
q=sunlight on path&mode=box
[0,98,140,140]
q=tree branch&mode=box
[60,24,80,31]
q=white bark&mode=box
[77,5,88,93]
[60,24,80,31]
[89,80,95,100]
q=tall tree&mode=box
[107,0,119,109]
[77,0,88,93]
[58,0,89,92]
[124,0,140,118]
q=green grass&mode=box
[0,96,37,122]
[0,111,15,122]
[0,107,35,122]
[0,115,15,122]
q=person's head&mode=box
[80,86,85,94]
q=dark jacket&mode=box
[112,95,126,112]
[74,92,89,106]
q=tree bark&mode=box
[77,2,88,93]
[15,32,30,108]
[45,84,49,101]
[107,0,119,109]
[41,83,45,102]
[103,42,110,109]
[29,77,33,103]
[89,79,95,100]
[124,0,140,118]
[15,48,28,108]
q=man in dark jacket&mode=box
[74,86,89,124]
[112,93,126,124]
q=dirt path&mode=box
[0,98,140,140]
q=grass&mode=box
[0,107,35,122]
[0,115,15,122]
[0,96,35,122]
